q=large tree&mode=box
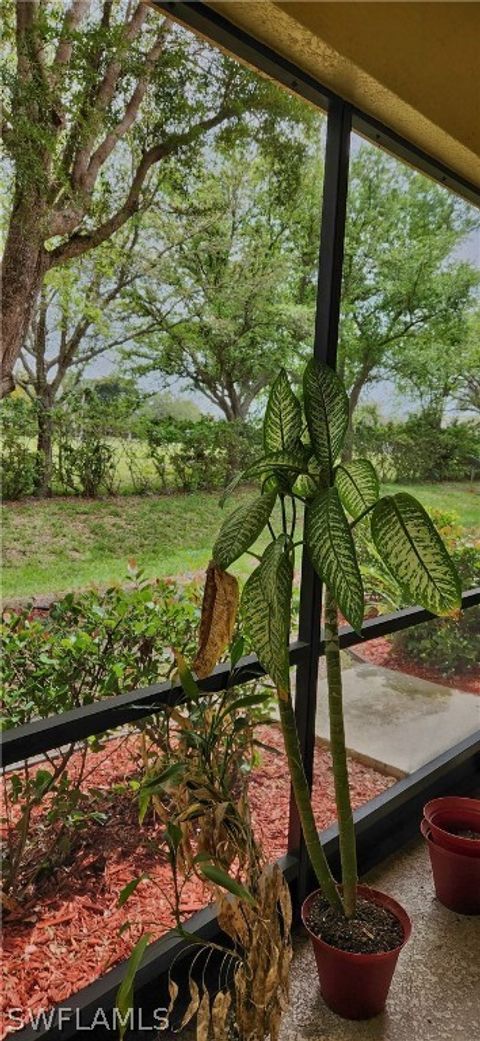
[338,145,479,455]
[390,308,480,425]
[123,144,324,420]
[455,312,480,416]
[1,0,301,395]
[16,223,147,494]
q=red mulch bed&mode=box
[1,727,393,1037]
[353,637,480,695]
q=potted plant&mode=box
[203,359,461,1019]
[117,652,292,1041]
[421,796,480,914]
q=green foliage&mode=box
[242,540,293,694]
[352,408,480,483]
[393,606,480,677]
[116,934,151,1041]
[1,572,201,897]
[306,488,364,632]
[125,147,323,421]
[335,459,379,520]
[371,493,461,616]
[0,397,37,499]
[339,141,479,429]
[209,359,462,916]
[263,369,302,453]
[356,505,478,610]
[303,359,349,474]
[1,573,200,730]
[213,492,277,570]
[147,416,260,493]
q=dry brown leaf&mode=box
[263,946,280,1007]
[278,878,292,937]
[168,978,179,1014]
[193,563,239,679]
[211,990,231,1040]
[180,978,200,1029]
[196,988,210,1041]
[269,1005,282,1041]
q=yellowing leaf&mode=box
[193,563,239,679]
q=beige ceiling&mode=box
[206,1,480,191]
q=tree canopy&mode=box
[1,0,307,394]
[123,144,324,420]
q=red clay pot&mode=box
[301,885,412,1020]
[423,797,480,855]
[421,819,480,915]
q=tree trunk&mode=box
[324,586,357,917]
[343,377,367,462]
[1,203,50,397]
[34,399,55,497]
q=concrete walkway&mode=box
[315,660,480,775]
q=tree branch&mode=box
[82,22,171,193]
[70,2,148,188]
[51,106,236,264]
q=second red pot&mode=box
[301,885,412,1020]
[421,819,480,915]
[423,797,480,855]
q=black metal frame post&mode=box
[290,97,351,904]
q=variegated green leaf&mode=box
[293,472,319,500]
[306,487,364,632]
[219,470,245,508]
[371,493,462,615]
[264,369,302,453]
[247,448,309,480]
[213,492,276,570]
[335,459,379,519]
[303,359,349,473]
[242,543,292,694]
[259,536,289,602]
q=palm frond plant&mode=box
[200,359,461,1017]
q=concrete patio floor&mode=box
[280,838,480,1041]
[315,660,480,775]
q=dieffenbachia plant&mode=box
[200,359,461,918]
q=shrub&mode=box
[1,572,201,729]
[147,416,261,492]
[55,396,117,497]
[393,607,480,677]
[0,397,37,500]
[353,408,480,483]
[0,573,201,897]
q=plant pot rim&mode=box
[426,815,480,850]
[301,883,412,961]
[421,818,480,860]
[424,796,480,824]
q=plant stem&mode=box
[324,586,357,917]
[277,688,342,912]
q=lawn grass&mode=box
[382,481,480,529]
[2,482,478,602]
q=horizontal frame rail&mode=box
[2,589,479,767]
[9,729,480,1041]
